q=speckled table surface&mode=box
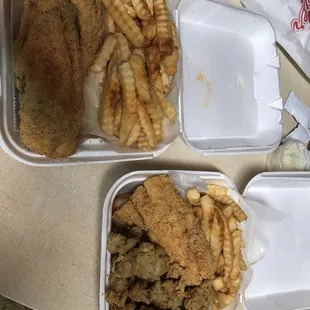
[0,1,309,310]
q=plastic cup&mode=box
[266,140,310,171]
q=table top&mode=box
[1,5,310,310]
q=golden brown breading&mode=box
[131,176,216,286]
[112,201,145,229]
[71,0,106,74]
[14,3,84,158]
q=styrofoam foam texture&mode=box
[100,170,253,310]
[0,0,180,166]
[243,172,310,310]
[178,0,283,155]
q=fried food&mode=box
[154,0,174,55]
[118,62,138,143]
[210,211,224,267]
[200,195,215,242]
[153,87,177,121]
[137,102,157,148]
[124,3,137,18]
[107,231,141,254]
[113,100,123,137]
[102,0,145,47]
[186,188,201,205]
[162,47,179,76]
[112,200,145,229]
[103,9,116,33]
[98,57,120,136]
[115,33,131,62]
[127,119,142,146]
[193,206,203,220]
[71,0,106,74]
[14,3,83,158]
[153,120,163,143]
[132,176,216,285]
[90,33,117,73]
[137,131,151,152]
[132,0,152,21]
[142,20,157,40]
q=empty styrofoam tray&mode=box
[244,172,310,310]
[178,0,283,155]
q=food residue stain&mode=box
[236,72,245,91]
[196,72,205,82]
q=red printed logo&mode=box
[291,0,310,32]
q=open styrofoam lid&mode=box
[178,0,283,155]
[243,172,310,310]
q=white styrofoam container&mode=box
[179,0,283,155]
[243,172,310,310]
[0,0,179,166]
[100,170,236,310]
[101,170,310,310]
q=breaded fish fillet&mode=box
[131,176,216,286]
[14,2,83,158]
[71,0,106,74]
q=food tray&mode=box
[0,0,179,166]
[100,170,247,310]
[244,172,310,310]
[179,0,283,155]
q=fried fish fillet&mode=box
[131,176,216,286]
[71,0,106,74]
[14,2,83,158]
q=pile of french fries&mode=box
[90,0,178,151]
[186,184,248,309]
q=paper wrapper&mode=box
[168,171,285,310]
[283,91,310,145]
[82,1,181,149]
[241,0,310,78]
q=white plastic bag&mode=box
[241,0,310,78]
[169,171,285,310]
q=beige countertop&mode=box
[0,3,309,309]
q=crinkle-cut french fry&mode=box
[152,88,177,121]
[98,57,120,136]
[115,33,131,62]
[206,184,232,204]
[193,206,203,220]
[239,250,247,271]
[132,48,145,59]
[127,119,142,145]
[217,254,225,276]
[228,216,238,233]
[213,277,225,291]
[132,0,152,21]
[102,0,145,47]
[186,188,201,205]
[130,54,151,103]
[137,101,156,148]
[145,0,154,15]
[229,277,241,295]
[103,10,116,33]
[153,120,162,143]
[90,34,117,73]
[118,62,138,143]
[211,211,224,266]
[124,3,137,18]
[200,195,215,242]
[154,0,173,55]
[161,48,179,76]
[142,20,157,40]
[222,205,233,218]
[150,72,165,93]
[138,130,151,151]
[233,204,247,223]
[148,89,165,122]
[171,22,179,48]
[113,100,123,137]
[217,293,234,309]
[161,68,173,94]
[145,45,162,74]
[230,230,241,282]
[218,209,233,284]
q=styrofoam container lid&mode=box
[244,172,310,310]
[178,0,283,155]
